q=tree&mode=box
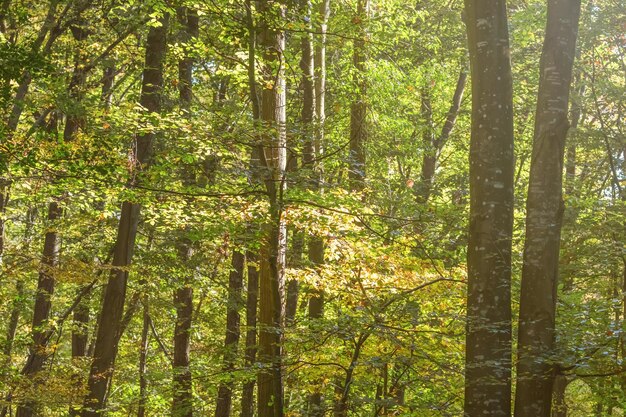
[256,1,287,416]
[463,1,515,415]
[348,0,369,191]
[81,11,169,416]
[515,2,581,416]
[172,5,199,417]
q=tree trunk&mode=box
[137,303,150,417]
[82,13,168,416]
[241,252,259,417]
[173,283,193,417]
[172,6,198,417]
[348,0,369,191]
[515,2,581,416]
[240,3,261,415]
[69,290,90,417]
[463,1,515,416]
[256,1,287,416]
[307,1,329,414]
[215,250,245,417]
[551,375,569,417]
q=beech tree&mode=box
[82,11,169,416]
[0,1,624,416]
[463,1,515,415]
[515,1,582,416]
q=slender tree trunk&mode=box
[551,375,569,417]
[515,3,581,417]
[69,289,90,417]
[82,13,168,416]
[348,0,369,191]
[172,282,193,417]
[2,206,33,361]
[172,7,198,417]
[307,2,329,414]
[0,181,7,266]
[241,252,259,417]
[240,2,261,415]
[215,250,245,417]
[463,1,515,416]
[3,279,23,359]
[256,1,287,416]
[16,173,62,417]
[137,303,150,417]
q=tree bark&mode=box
[256,1,287,416]
[551,375,569,417]
[515,2,581,416]
[307,1,329,414]
[240,252,259,417]
[215,250,245,417]
[348,0,369,191]
[240,3,261,415]
[463,1,515,416]
[17,31,91,407]
[172,6,198,417]
[82,13,168,416]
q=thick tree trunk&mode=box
[515,2,581,417]
[215,250,245,417]
[82,14,168,416]
[256,2,287,416]
[348,0,369,191]
[463,1,515,416]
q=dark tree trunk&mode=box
[215,250,245,417]
[240,252,259,417]
[463,1,515,416]
[172,6,198,417]
[173,283,193,417]
[82,13,168,417]
[69,282,90,416]
[515,2,581,417]
[240,2,261,415]
[256,2,287,416]
[16,183,61,417]
[551,375,569,417]
[348,0,369,191]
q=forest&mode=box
[0,0,624,416]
